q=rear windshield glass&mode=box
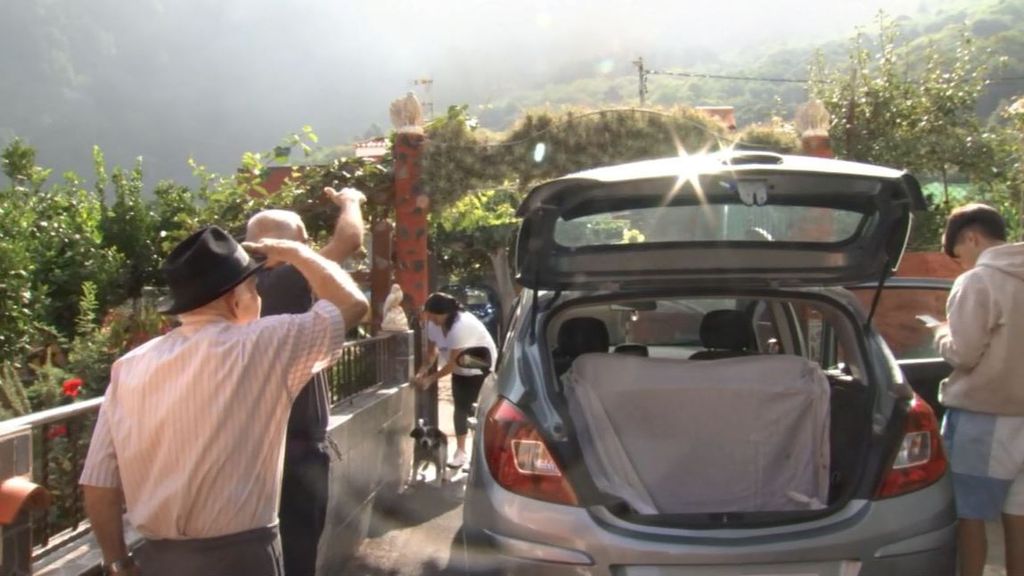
[547,294,865,378]
[554,204,866,247]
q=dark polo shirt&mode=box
[257,265,330,443]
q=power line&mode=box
[988,76,1024,84]
[645,67,1024,86]
[649,69,812,84]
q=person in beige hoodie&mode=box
[934,203,1024,576]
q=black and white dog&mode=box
[410,419,449,485]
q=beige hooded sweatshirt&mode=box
[937,242,1024,415]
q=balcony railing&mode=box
[0,331,411,562]
[0,397,104,559]
[324,333,395,404]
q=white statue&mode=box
[389,92,425,135]
[381,283,410,332]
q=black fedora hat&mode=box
[158,226,265,315]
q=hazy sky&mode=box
[1,0,926,184]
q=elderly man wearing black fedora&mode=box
[79,223,367,576]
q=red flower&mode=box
[46,424,67,439]
[62,377,83,398]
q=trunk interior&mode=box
[544,291,880,527]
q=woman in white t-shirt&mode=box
[414,292,498,468]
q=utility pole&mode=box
[632,57,647,106]
[413,77,434,120]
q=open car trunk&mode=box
[544,291,880,526]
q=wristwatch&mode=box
[104,554,136,574]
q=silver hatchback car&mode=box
[459,152,955,575]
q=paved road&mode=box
[343,482,466,576]
[344,377,483,576]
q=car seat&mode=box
[553,317,610,376]
[689,309,757,360]
[614,343,649,357]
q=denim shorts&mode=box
[942,408,1024,520]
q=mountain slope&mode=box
[477,0,1024,130]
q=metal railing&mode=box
[324,333,397,404]
[0,331,409,560]
[0,397,104,558]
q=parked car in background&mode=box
[458,151,956,575]
[440,283,502,342]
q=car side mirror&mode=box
[456,346,492,375]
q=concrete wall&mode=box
[316,330,417,574]
[316,382,415,575]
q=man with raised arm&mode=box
[80,220,367,576]
[245,186,366,576]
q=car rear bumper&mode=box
[463,467,956,576]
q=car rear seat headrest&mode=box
[699,309,756,352]
[557,317,610,358]
[614,343,649,357]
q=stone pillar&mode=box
[801,133,833,159]
[389,92,437,426]
[390,93,429,313]
[795,99,833,159]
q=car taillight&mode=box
[874,394,947,499]
[483,398,579,506]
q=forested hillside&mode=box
[478,0,1024,128]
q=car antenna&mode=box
[864,256,893,331]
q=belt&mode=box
[144,525,279,553]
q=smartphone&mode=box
[916,314,942,328]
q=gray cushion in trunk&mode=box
[564,353,830,514]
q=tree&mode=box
[0,128,397,407]
[32,172,123,334]
[997,98,1024,240]
[101,157,159,300]
[152,180,201,254]
[0,182,38,360]
[810,12,1013,250]
[0,141,123,361]
[422,105,727,314]
[2,138,51,190]
[432,187,520,317]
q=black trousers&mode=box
[279,441,331,576]
[136,526,283,576]
[452,373,486,436]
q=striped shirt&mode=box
[80,300,346,540]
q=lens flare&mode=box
[533,142,547,163]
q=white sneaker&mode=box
[448,449,467,469]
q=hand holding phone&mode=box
[916,314,942,328]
